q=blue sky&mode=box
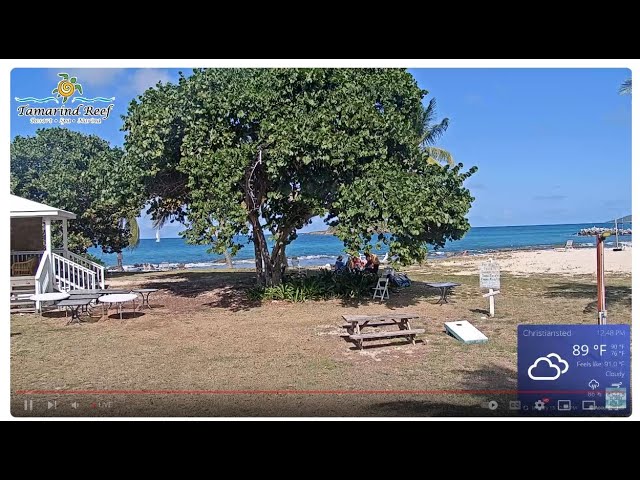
[11,68,631,238]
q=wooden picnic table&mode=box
[342,313,424,350]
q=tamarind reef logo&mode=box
[15,72,115,125]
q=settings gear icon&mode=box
[534,400,546,411]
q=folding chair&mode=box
[372,277,390,301]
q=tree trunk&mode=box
[224,250,233,268]
[251,226,282,286]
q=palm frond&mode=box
[424,147,454,166]
[127,216,140,250]
[619,79,632,95]
[422,98,437,125]
[421,118,449,146]
[152,211,173,230]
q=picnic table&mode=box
[29,292,70,314]
[132,288,159,310]
[56,298,95,325]
[98,293,138,320]
[424,282,461,304]
[68,289,131,295]
[342,313,424,350]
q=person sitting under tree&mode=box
[364,252,380,274]
[347,255,364,272]
[334,255,346,272]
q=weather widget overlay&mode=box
[517,325,630,416]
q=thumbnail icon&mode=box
[557,400,571,411]
[582,400,596,411]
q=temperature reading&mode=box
[572,344,607,356]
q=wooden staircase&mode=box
[10,249,105,314]
[10,276,36,313]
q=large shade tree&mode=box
[10,128,139,254]
[120,68,476,286]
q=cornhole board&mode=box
[444,320,488,344]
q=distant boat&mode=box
[156,229,161,243]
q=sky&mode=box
[10,68,631,238]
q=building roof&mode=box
[9,194,76,220]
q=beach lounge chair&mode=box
[564,240,574,250]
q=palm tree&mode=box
[419,97,454,166]
[126,215,140,249]
[619,79,632,95]
[116,216,139,270]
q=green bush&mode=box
[246,270,381,303]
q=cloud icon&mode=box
[545,353,569,374]
[528,353,570,381]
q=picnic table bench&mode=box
[342,313,424,350]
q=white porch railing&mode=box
[34,252,52,311]
[62,250,105,288]
[11,249,105,289]
[52,252,97,291]
[11,250,44,265]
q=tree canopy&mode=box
[120,68,476,285]
[10,128,137,253]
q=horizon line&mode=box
[141,219,630,239]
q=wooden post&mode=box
[44,218,53,293]
[596,233,608,325]
[489,288,495,317]
[62,218,68,253]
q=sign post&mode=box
[596,232,610,325]
[480,259,501,317]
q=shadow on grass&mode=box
[469,308,490,316]
[367,363,518,417]
[106,312,146,320]
[201,287,263,313]
[544,282,631,314]
[136,270,261,312]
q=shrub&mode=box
[246,270,380,303]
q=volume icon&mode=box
[71,402,79,409]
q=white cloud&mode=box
[49,68,126,87]
[129,69,172,95]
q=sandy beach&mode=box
[434,247,632,276]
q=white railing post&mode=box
[50,252,96,292]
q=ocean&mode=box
[88,223,632,270]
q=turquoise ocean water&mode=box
[88,223,632,270]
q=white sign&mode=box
[480,260,500,289]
